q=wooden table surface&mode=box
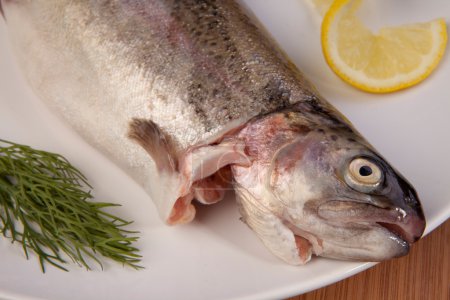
[287,220,449,300]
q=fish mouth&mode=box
[316,200,426,244]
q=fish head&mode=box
[234,105,425,262]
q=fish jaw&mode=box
[316,199,425,245]
[232,104,426,264]
[290,197,425,261]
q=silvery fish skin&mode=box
[1,0,425,265]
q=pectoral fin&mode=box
[128,118,178,173]
[128,118,190,224]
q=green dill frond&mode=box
[0,139,142,272]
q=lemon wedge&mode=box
[321,0,448,93]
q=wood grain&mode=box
[287,220,449,300]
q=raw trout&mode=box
[1,0,425,265]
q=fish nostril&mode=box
[405,195,420,210]
[403,190,425,219]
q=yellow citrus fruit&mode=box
[321,0,448,93]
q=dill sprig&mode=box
[0,139,142,272]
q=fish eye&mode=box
[345,157,383,193]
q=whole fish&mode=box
[1,0,425,265]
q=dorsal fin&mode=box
[128,118,178,172]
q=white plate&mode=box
[0,1,449,299]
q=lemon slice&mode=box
[321,0,448,93]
